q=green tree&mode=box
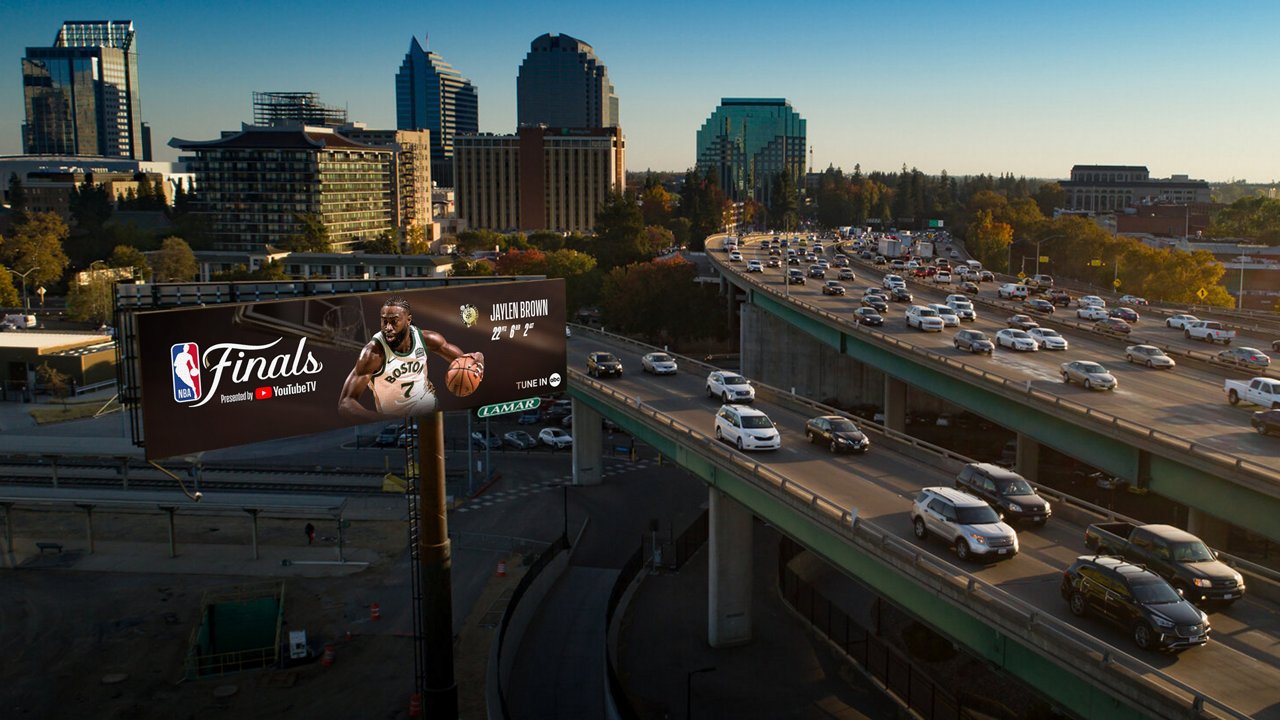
[592,191,648,270]
[69,176,112,230]
[678,169,727,249]
[210,259,288,281]
[528,230,566,251]
[66,265,115,325]
[152,236,198,281]
[449,258,495,276]
[2,211,70,287]
[364,231,401,254]
[0,263,20,306]
[600,257,728,345]
[639,179,674,227]
[7,173,27,219]
[966,210,1014,273]
[767,171,799,231]
[285,213,330,252]
[108,244,151,280]
[35,362,72,405]
[1209,196,1280,244]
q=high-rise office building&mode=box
[253,91,348,128]
[395,36,477,188]
[695,98,806,203]
[336,125,434,239]
[22,20,146,159]
[516,33,619,129]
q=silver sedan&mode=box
[1124,345,1176,369]
[1060,360,1118,390]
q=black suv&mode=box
[586,351,623,377]
[1061,555,1210,652]
[954,463,1050,525]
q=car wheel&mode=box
[715,426,723,440]
[1183,329,1191,339]
[722,392,731,404]
[706,385,713,398]
[829,440,839,453]
[1146,359,1154,368]
[1228,389,1240,405]
[736,437,744,451]
[1061,372,1070,384]
[1069,592,1088,617]
[1223,338,1231,346]
[954,538,971,561]
[806,430,815,443]
[1132,622,1155,651]
[954,341,962,350]
[1258,424,1269,436]
[1083,379,1092,390]
[913,517,928,540]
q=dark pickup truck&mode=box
[1083,522,1245,605]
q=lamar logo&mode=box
[255,387,274,400]
[171,342,202,403]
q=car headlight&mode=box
[1042,501,1051,513]
[1234,573,1245,585]
[968,533,987,545]
[1151,615,1175,629]
[1006,502,1023,513]
[835,437,850,444]
[1192,578,1213,588]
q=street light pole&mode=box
[5,266,40,310]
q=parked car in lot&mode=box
[1027,327,1069,350]
[954,463,1051,525]
[706,371,755,403]
[1061,360,1117,390]
[853,307,883,326]
[374,423,402,447]
[1125,345,1176,369]
[1165,314,1199,329]
[954,329,994,355]
[1252,409,1280,436]
[911,487,1019,562]
[1217,346,1271,370]
[503,430,538,449]
[539,427,573,449]
[641,352,679,375]
[804,415,870,453]
[1006,314,1039,331]
[996,328,1038,351]
[587,351,623,377]
[1077,305,1108,321]
[471,430,503,449]
[518,409,542,424]
[714,404,781,451]
[1093,317,1133,335]
[1060,555,1211,652]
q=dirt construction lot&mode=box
[0,505,511,720]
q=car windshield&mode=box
[828,419,858,432]
[1077,362,1105,374]
[998,478,1035,496]
[918,309,938,317]
[1131,580,1182,605]
[597,354,617,362]
[1172,541,1215,562]
[955,505,1002,525]
[650,354,672,362]
[1007,330,1029,338]
[723,375,748,385]
[1037,329,1060,338]
[741,415,774,429]
[1132,346,1155,356]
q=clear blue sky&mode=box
[3,0,1276,182]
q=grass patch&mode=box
[28,399,119,425]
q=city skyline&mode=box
[1,1,1277,182]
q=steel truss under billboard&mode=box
[123,278,566,459]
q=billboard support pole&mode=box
[418,411,457,718]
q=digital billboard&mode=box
[135,279,566,459]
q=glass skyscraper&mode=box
[22,20,145,159]
[395,36,478,188]
[695,98,806,203]
[516,33,618,129]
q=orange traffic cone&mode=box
[496,559,507,577]
[370,602,381,621]
[322,643,335,667]
[408,693,422,718]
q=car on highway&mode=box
[714,404,781,451]
[1060,555,1210,652]
[1165,314,1199,329]
[873,255,887,265]
[706,371,755,404]
[804,415,870,453]
[1274,340,1280,352]
[1023,298,1055,315]
[729,251,743,262]
[766,257,781,268]
[587,351,623,377]
[787,269,805,284]
[1109,307,1140,323]
[954,329,994,355]
[808,265,826,279]
[954,463,1051,525]
[926,303,960,327]
[933,271,952,284]
[539,427,573,449]
[1125,345,1176,369]
[890,259,907,271]
[1093,317,1133,335]
[1218,346,1272,370]
[995,328,1038,351]
[1006,314,1039,331]
[787,256,801,266]
[641,352,679,375]
[1060,360,1118,390]
[978,271,995,283]
[1252,409,1280,436]
[1076,305,1109,321]
[1027,327,1069,350]
[998,283,1030,300]
[861,294,888,312]
[1047,289,1073,307]
[889,286,913,303]
[1119,294,1149,306]
[833,255,849,267]
[905,305,945,331]
[882,274,905,289]
[853,307,884,326]
[838,268,855,280]
[1077,295,1106,308]
[911,487,1019,563]
[958,280,980,294]
[821,280,847,296]
[503,430,538,450]
[745,260,763,273]
[946,299,976,322]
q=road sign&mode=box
[1089,259,1102,267]
[1039,256,1049,263]
[1112,278,1122,288]
[1017,272,1026,279]
[1196,287,1208,301]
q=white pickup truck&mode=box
[1225,377,1280,408]
[1184,320,1235,345]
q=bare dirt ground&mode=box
[1,506,510,720]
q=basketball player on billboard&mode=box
[337,297,485,420]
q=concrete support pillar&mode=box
[1187,508,1231,549]
[2,502,13,556]
[160,506,177,558]
[707,488,753,648]
[76,503,96,554]
[245,509,259,560]
[116,456,131,490]
[571,398,603,486]
[1015,433,1040,484]
[43,454,59,488]
[883,376,907,433]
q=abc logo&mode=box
[548,373,562,388]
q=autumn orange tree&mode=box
[599,257,728,346]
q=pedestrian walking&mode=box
[305,522,316,545]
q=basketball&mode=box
[446,355,484,396]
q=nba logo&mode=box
[171,342,202,403]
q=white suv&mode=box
[997,283,1029,300]
[714,404,781,451]
[706,371,755,404]
[947,299,976,322]
[905,305,945,331]
[911,487,1019,562]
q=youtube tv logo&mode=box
[255,387,273,400]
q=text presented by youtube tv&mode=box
[136,279,567,459]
